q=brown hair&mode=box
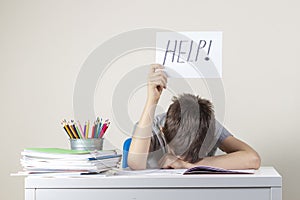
[162,93,215,163]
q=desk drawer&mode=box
[35,188,271,200]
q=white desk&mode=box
[25,167,282,200]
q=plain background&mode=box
[1,0,299,199]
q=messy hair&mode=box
[162,93,215,163]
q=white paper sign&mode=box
[156,32,222,78]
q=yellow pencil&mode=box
[61,121,73,139]
[69,122,79,139]
[67,122,78,139]
[86,120,90,139]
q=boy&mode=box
[128,64,261,170]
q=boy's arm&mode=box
[127,100,157,170]
[128,64,167,170]
[194,136,261,169]
[160,136,261,170]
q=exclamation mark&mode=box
[205,40,212,61]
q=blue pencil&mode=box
[96,118,102,138]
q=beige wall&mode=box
[1,0,299,199]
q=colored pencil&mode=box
[75,124,83,139]
[61,117,110,139]
[77,121,84,137]
[91,123,95,138]
[99,121,110,138]
[61,121,73,139]
[96,118,102,138]
[66,124,75,139]
[69,123,79,139]
[83,122,86,138]
[86,120,90,139]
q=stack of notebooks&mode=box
[19,148,121,175]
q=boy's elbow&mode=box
[127,154,147,170]
[249,151,261,170]
[128,163,146,170]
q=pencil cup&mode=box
[70,138,104,151]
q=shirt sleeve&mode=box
[215,120,233,146]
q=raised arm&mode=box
[128,64,167,170]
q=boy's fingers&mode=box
[150,64,164,73]
[152,75,167,86]
[152,80,166,89]
[160,74,167,85]
[154,71,167,81]
[149,74,167,87]
[151,72,167,85]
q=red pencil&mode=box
[99,122,110,138]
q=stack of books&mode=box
[19,148,121,175]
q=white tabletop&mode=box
[25,167,282,189]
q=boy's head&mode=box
[162,93,215,163]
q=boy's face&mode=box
[168,146,185,160]
[160,126,186,160]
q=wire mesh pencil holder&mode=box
[70,138,104,151]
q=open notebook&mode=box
[113,166,255,176]
[183,166,255,175]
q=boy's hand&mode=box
[158,153,191,169]
[147,64,168,103]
